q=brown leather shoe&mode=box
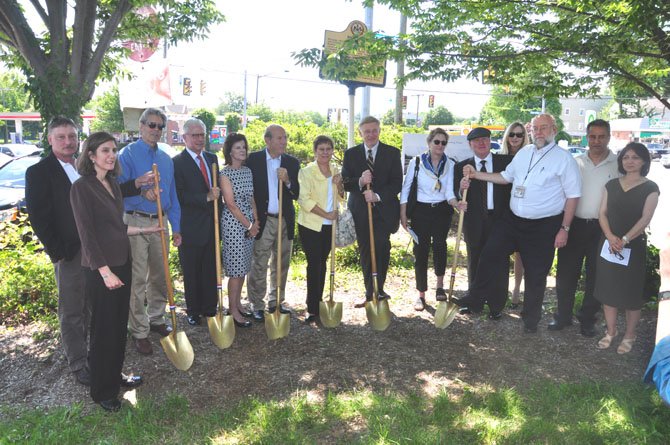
[134,337,153,355]
[354,298,368,308]
[149,323,172,337]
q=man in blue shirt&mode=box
[118,108,181,355]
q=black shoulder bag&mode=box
[406,155,421,219]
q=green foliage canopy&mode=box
[480,87,563,128]
[423,105,454,129]
[89,85,124,133]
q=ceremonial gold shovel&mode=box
[265,179,290,340]
[364,185,392,331]
[319,188,343,328]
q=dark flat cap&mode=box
[467,127,491,141]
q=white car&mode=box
[661,153,670,169]
[0,143,42,158]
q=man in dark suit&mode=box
[246,124,300,320]
[25,117,149,385]
[342,116,403,308]
[453,127,513,319]
[173,118,220,326]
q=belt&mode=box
[266,213,279,218]
[576,217,598,224]
[125,210,164,219]
[417,201,447,208]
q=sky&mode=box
[139,0,492,119]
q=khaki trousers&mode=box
[247,216,292,311]
[124,213,167,339]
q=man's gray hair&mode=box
[183,117,206,134]
[139,108,167,126]
[358,116,380,128]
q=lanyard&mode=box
[523,143,555,184]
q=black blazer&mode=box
[453,154,513,244]
[341,142,403,234]
[173,150,220,247]
[246,149,300,240]
[25,153,140,263]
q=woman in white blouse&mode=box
[400,128,460,311]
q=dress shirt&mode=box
[266,150,281,214]
[117,138,181,232]
[501,142,581,219]
[185,147,212,186]
[475,153,494,210]
[400,153,456,204]
[58,159,80,184]
[574,150,619,219]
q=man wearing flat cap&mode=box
[453,127,513,319]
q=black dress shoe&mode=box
[99,398,121,412]
[459,307,473,315]
[580,323,596,338]
[187,314,201,326]
[149,323,172,337]
[203,311,217,318]
[120,373,143,388]
[240,310,254,318]
[234,318,252,328]
[488,311,502,320]
[305,314,318,324]
[547,318,572,331]
[269,304,290,314]
[378,291,391,300]
[251,310,265,321]
[524,324,538,333]
[73,367,91,386]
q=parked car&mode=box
[0,143,42,158]
[0,155,41,220]
[646,143,668,159]
[0,153,11,168]
[661,153,670,169]
[566,146,587,157]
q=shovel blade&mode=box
[265,312,290,340]
[319,300,343,328]
[207,313,235,349]
[160,331,195,371]
[365,299,392,331]
[434,301,459,329]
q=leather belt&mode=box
[267,213,279,218]
[125,210,164,219]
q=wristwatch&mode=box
[659,291,670,302]
[622,235,630,245]
[561,225,570,232]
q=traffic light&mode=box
[200,80,206,96]
[428,95,435,108]
[402,95,407,109]
[183,77,192,96]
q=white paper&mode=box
[600,239,631,266]
[408,228,419,244]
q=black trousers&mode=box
[555,217,602,325]
[298,224,332,315]
[353,209,392,298]
[469,213,562,327]
[86,260,131,403]
[464,214,497,290]
[178,236,218,317]
[410,201,453,291]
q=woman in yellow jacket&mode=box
[298,135,344,323]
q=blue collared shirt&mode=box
[644,335,670,406]
[118,139,181,233]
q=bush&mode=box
[0,214,58,326]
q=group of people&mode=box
[25,110,661,412]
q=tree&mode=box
[381,109,395,125]
[0,1,224,148]
[216,92,245,115]
[191,108,216,151]
[89,85,124,133]
[479,87,563,128]
[294,1,670,111]
[224,112,241,134]
[423,105,454,129]
[247,104,273,122]
[0,70,32,141]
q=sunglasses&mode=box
[432,140,448,146]
[146,122,165,130]
[508,132,524,138]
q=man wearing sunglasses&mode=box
[118,108,182,355]
[551,119,619,337]
[453,127,513,320]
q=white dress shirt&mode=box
[266,150,281,214]
[475,153,494,210]
[400,154,456,204]
[58,158,80,184]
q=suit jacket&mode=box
[341,142,403,234]
[453,154,513,245]
[25,153,139,262]
[173,150,220,247]
[246,148,300,240]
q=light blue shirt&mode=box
[118,138,181,233]
[645,335,670,406]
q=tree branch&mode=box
[71,0,97,86]
[27,0,49,26]
[44,0,69,70]
[0,0,48,75]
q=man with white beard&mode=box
[457,113,581,333]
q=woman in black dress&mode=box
[71,132,162,411]
[595,142,659,354]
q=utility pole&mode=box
[395,14,407,124]
[361,5,373,118]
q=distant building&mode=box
[558,97,609,137]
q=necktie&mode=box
[197,154,210,187]
[367,149,374,173]
[480,159,488,213]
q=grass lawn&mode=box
[2,380,669,444]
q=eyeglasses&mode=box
[146,122,165,130]
[187,133,206,138]
[508,132,524,138]
[613,250,624,260]
[432,140,448,146]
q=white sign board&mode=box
[401,133,472,173]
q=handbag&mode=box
[405,155,421,219]
[335,202,356,248]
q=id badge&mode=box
[513,185,526,198]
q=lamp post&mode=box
[255,70,289,104]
